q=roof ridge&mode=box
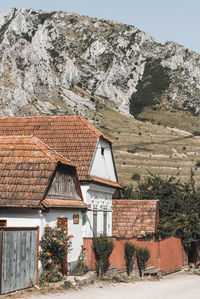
[77,116,113,143]
[0,135,33,139]
[0,115,76,120]
[31,136,76,167]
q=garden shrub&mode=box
[39,218,73,283]
[62,280,73,289]
[132,173,140,181]
[124,242,136,276]
[196,161,200,167]
[136,247,150,277]
[93,234,114,277]
[38,268,62,285]
[72,246,88,276]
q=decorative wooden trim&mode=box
[0,227,39,231]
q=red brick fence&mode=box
[83,236,188,275]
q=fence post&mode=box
[0,229,3,294]
[36,227,40,282]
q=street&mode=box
[29,272,200,299]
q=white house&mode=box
[0,115,123,239]
[0,135,87,272]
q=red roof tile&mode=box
[0,136,78,207]
[43,198,88,209]
[87,175,123,189]
[112,200,158,238]
[0,116,112,181]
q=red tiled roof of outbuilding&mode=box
[112,200,159,238]
[0,115,112,180]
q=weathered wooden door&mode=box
[0,227,39,294]
[57,218,68,275]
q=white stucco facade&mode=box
[0,137,120,268]
[90,138,117,182]
[0,208,83,269]
[80,137,119,238]
[81,183,115,238]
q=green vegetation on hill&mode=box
[94,105,200,188]
[136,108,200,134]
[130,58,170,117]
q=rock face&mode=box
[0,8,200,117]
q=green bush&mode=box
[124,242,136,276]
[132,173,140,181]
[136,247,150,277]
[38,268,62,285]
[93,234,114,277]
[72,254,88,276]
[196,161,200,167]
[62,280,73,289]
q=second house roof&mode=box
[0,135,86,208]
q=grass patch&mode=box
[137,108,200,134]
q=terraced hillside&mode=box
[94,107,200,187]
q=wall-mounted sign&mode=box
[73,214,79,224]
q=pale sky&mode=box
[1,0,200,53]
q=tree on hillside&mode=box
[122,172,200,252]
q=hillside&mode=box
[0,8,200,121]
[1,8,200,187]
[95,106,200,187]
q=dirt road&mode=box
[29,272,200,299]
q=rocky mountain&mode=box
[0,8,200,120]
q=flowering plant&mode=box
[39,219,73,282]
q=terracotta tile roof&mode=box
[0,136,77,208]
[0,116,112,180]
[86,175,124,189]
[112,200,158,238]
[43,198,88,209]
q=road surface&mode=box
[29,272,200,299]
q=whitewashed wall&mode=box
[0,208,83,269]
[90,138,117,182]
[43,210,83,267]
[81,183,115,237]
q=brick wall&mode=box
[112,200,159,237]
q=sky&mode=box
[0,0,200,53]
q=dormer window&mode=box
[101,147,105,156]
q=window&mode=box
[103,212,107,235]
[101,147,105,156]
[93,211,97,236]
[0,220,7,227]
